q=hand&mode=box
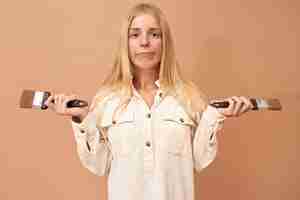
[44,93,89,121]
[213,96,253,118]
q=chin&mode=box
[134,61,160,70]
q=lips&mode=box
[136,52,155,59]
[137,51,155,55]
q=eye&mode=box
[152,32,161,38]
[129,33,139,38]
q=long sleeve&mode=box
[192,105,226,172]
[70,107,112,176]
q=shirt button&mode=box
[146,113,151,118]
[112,120,116,125]
[80,129,85,133]
[179,118,185,123]
[145,141,151,147]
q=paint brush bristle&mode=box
[19,90,50,109]
[19,90,35,108]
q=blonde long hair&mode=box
[91,3,208,124]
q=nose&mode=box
[140,34,150,47]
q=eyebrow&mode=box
[129,27,161,31]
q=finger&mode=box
[59,94,67,107]
[67,94,78,101]
[67,107,86,116]
[245,97,255,110]
[209,98,223,104]
[43,95,56,110]
[239,96,253,113]
[239,104,250,114]
[220,98,235,117]
[58,94,65,105]
[44,95,54,106]
[62,95,76,108]
[232,96,243,116]
[54,95,59,105]
[228,97,236,113]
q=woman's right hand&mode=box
[44,93,89,122]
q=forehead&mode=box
[130,14,160,29]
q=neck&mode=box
[133,68,159,91]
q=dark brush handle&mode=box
[210,99,258,110]
[41,99,88,109]
[210,101,230,108]
[66,99,88,107]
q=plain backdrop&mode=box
[1,0,299,199]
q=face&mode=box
[128,14,162,71]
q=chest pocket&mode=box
[159,110,196,156]
[100,109,139,158]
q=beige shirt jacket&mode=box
[71,82,226,200]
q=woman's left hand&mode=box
[213,96,254,118]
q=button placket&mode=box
[145,112,152,149]
[144,112,154,173]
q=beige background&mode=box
[1,0,299,199]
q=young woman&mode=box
[45,3,253,200]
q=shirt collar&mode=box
[131,79,163,99]
[130,79,161,89]
[154,79,160,88]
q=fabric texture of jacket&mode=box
[71,82,225,200]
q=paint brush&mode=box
[19,89,88,110]
[210,98,282,111]
[20,90,282,111]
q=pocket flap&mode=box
[161,110,196,127]
[100,108,135,128]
